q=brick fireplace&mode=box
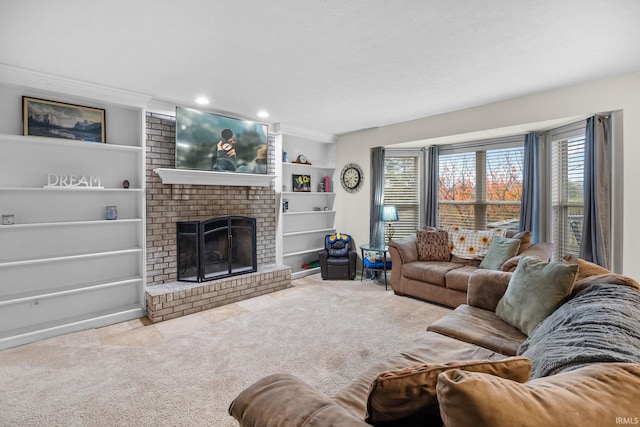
[144,112,291,322]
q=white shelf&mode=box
[283,227,336,238]
[284,210,335,215]
[0,277,143,306]
[0,187,141,192]
[283,163,334,170]
[0,219,142,229]
[291,268,320,279]
[0,133,142,152]
[283,191,335,196]
[283,247,324,257]
[0,248,142,269]
[154,167,275,186]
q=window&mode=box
[438,138,524,230]
[549,122,585,260]
[384,151,422,238]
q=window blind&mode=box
[551,135,585,260]
[384,154,420,238]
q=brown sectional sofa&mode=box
[388,230,554,307]
[229,268,640,426]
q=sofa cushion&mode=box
[479,236,521,270]
[444,265,478,292]
[501,242,554,272]
[229,373,370,427]
[436,363,640,427]
[427,304,527,355]
[562,253,611,280]
[416,229,450,261]
[495,257,578,335]
[401,261,463,287]
[447,227,508,260]
[365,356,531,425]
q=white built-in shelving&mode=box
[0,133,145,349]
[278,136,337,279]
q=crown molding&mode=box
[0,63,153,108]
[272,123,336,143]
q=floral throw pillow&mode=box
[448,227,508,260]
[416,229,450,262]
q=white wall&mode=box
[335,71,640,277]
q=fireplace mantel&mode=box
[154,168,276,187]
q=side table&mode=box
[360,244,391,289]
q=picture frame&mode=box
[22,96,106,143]
[292,174,311,192]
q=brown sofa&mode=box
[388,230,554,307]
[229,267,640,427]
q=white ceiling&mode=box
[1,0,639,139]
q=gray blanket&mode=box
[517,282,640,379]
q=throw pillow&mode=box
[512,230,532,253]
[562,253,611,280]
[416,229,450,262]
[495,257,578,335]
[436,363,640,427]
[364,356,531,424]
[479,236,521,270]
[448,228,508,260]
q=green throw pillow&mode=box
[495,257,578,335]
[479,236,521,270]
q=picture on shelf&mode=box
[292,174,311,192]
[23,96,106,143]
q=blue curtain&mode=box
[519,133,540,242]
[425,145,439,227]
[581,116,611,268]
[370,147,386,249]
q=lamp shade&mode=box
[382,205,399,222]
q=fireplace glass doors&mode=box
[177,216,257,282]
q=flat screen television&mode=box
[175,106,268,174]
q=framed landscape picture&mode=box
[23,96,106,143]
[292,174,311,192]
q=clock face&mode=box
[340,163,363,193]
[299,155,307,163]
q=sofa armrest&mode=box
[229,374,369,427]
[501,242,554,272]
[388,234,419,264]
[467,270,512,312]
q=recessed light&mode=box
[195,97,210,105]
[257,110,269,118]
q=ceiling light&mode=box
[195,97,210,105]
[257,111,269,118]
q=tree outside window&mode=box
[438,146,524,230]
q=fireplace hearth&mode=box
[177,216,257,282]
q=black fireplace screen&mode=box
[177,216,257,282]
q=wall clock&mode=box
[340,163,364,193]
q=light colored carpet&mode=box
[0,275,450,426]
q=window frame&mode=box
[437,136,525,230]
